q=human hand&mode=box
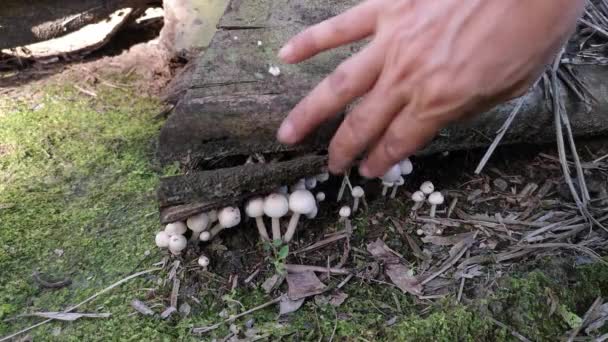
[276,0,584,177]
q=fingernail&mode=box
[278,43,293,61]
[277,119,296,143]
[359,164,373,179]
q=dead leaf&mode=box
[286,271,326,301]
[329,291,348,307]
[27,312,110,321]
[279,296,305,315]
[131,299,154,316]
[261,274,284,294]
[367,239,422,296]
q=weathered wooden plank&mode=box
[158,155,327,223]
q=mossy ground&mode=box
[1,76,607,341]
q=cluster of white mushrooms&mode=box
[153,157,447,267]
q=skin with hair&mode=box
[276,0,585,177]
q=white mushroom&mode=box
[306,205,318,219]
[168,234,187,255]
[351,186,365,213]
[155,231,170,248]
[428,191,444,218]
[339,206,351,221]
[198,255,210,268]
[245,197,270,241]
[316,192,326,203]
[381,164,401,196]
[420,181,435,195]
[165,221,187,236]
[202,207,241,241]
[339,206,352,234]
[187,212,210,241]
[390,177,405,199]
[199,231,211,241]
[316,172,330,183]
[399,158,413,176]
[305,177,317,190]
[263,193,289,241]
[284,190,316,243]
[411,191,426,211]
[416,229,425,236]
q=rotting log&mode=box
[157,0,608,223]
[0,0,158,50]
[159,155,327,223]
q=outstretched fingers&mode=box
[277,43,384,145]
[278,0,383,63]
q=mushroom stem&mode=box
[390,184,401,198]
[412,201,424,211]
[353,197,361,213]
[381,184,390,196]
[430,204,437,218]
[189,232,200,242]
[337,176,347,202]
[284,213,301,243]
[255,217,270,241]
[271,218,281,241]
[206,223,224,240]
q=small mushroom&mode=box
[284,190,316,243]
[155,231,170,248]
[351,186,365,212]
[411,191,426,211]
[420,181,435,195]
[263,193,289,241]
[428,191,444,218]
[168,234,187,255]
[187,212,210,241]
[201,207,241,241]
[390,176,405,199]
[381,164,401,197]
[399,158,413,176]
[165,221,187,236]
[198,255,210,269]
[316,172,330,183]
[245,197,270,241]
[339,206,352,234]
[305,177,317,190]
[316,192,326,203]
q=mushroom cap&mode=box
[399,158,413,175]
[305,177,317,190]
[263,193,289,218]
[339,206,351,218]
[198,255,210,267]
[218,207,241,228]
[199,231,211,241]
[306,205,318,219]
[155,231,170,248]
[289,190,316,214]
[165,221,187,236]
[316,172,330,182]
[187,213,209,233]
[420,181,435,194]
[381,164,401,183]
[316,192,326,202]
[394,177,405,186]
[245,197,265,218]
[168,234,187,252]
[352,186,365,198]
[411,191,426,202]
[428,191,445,205]
[208,210,218,222]
[416,229,425,236]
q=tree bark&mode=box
[0,0,155,50]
